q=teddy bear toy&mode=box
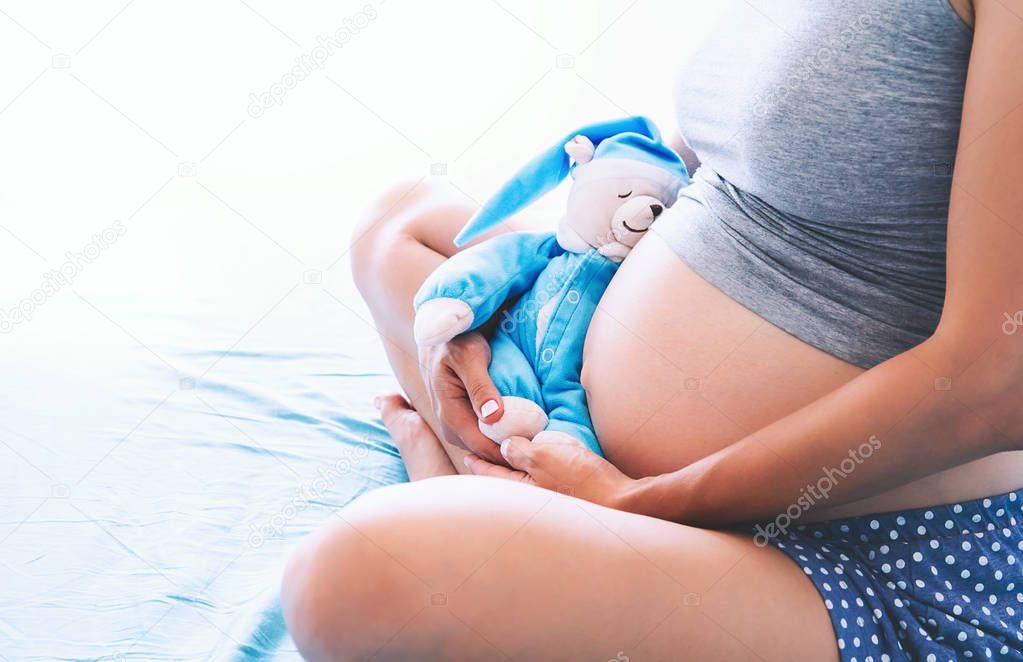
[412,116,691,455]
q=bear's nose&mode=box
[650,203,664,217]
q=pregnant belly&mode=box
[581,231,1023,518]
[581,232,861,479]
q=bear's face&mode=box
[557,175,669,254]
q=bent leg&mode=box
[351,180,547,470]
[283,477,839,661]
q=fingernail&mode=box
[480,399,498,418]
[463,456,473,468]
[373,397,382,410]
[499,439,511,457]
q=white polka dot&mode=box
[917,525,927,535]
[945,519,955,529]
[925,510,935,519]
[930,540,940,550]
[935,592,945,602]
[979,556,989,566]
[963,540,973,551]
[913,552,924,562]
[958,632,968,642]
[869,519,880,530]
[962,569,972,579]
[945,555,956,565]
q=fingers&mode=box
[463,454,532,483]
[416,331,507,463]
[443,395,501,455]
[450,356,503,425]
[498,436,537,472]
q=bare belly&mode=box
[582,232,1023,520]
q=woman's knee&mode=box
[281,485,422,659]
[349,179,430,289]
[281,477,516,659]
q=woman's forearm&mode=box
[628,335,1020,527]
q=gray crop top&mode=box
[651,0,973,367]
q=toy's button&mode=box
[541,348,555,363]
[566,289,580,304]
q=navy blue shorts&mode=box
[762,490,1023,661]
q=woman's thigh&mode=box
[282,476,839,661]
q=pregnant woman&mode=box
[284,1,1023,659]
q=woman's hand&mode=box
[417,331,508,464]
[463,431,644,511]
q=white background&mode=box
[0,0,725,324]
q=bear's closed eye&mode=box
[617,190,632,199]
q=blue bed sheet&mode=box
[0,293,409,660]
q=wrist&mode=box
[616,472,686,520]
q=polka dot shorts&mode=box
[762,489,1023,661]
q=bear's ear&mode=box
[564,135,595,165]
